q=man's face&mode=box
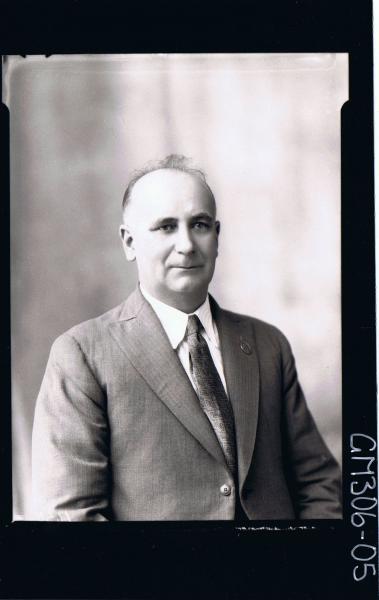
[120,169,219,312]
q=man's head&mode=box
[120,155,220,313]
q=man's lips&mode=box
[171,265,202,269]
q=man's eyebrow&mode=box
[190,213,213,222]
[149,217,177,228]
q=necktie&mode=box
[186,314,237,476]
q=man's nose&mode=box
[175,226,195,254]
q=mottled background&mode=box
[4,53,348,519]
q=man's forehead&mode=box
[131,168,214,205]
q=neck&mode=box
[169,296,207,314]
[140,285,207,314]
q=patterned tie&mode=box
[186,314,237,477]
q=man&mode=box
[32,154,342,521]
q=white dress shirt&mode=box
[140,286,228,395]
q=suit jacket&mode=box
[32,287,342,521]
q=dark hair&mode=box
[122,154,215,212]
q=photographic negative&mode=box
[5,53,347,522]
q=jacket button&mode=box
[220,484,232,496]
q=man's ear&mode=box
[119,224,136,262]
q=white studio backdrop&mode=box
[4,53,348,519]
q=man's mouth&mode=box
[171,265,202,270]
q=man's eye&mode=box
[159,223,176,232]
[193,221,210,230]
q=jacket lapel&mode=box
[211,298,260,492]
[108,289,227,470]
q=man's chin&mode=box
[169,276,205,294]
[167,277,209,300]
[147,281,208,312]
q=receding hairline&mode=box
[122,155,216,214]
[130,168,215,207]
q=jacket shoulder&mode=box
[51,301,126,353]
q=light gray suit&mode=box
[32,287,342,520]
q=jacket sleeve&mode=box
[31,332,111,521]
[279,333,342,519]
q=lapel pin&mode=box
[240,339,252,355]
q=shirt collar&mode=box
[140,285,219,350]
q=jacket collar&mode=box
[109,288,227,470]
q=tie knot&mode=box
[186,314,202,337]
